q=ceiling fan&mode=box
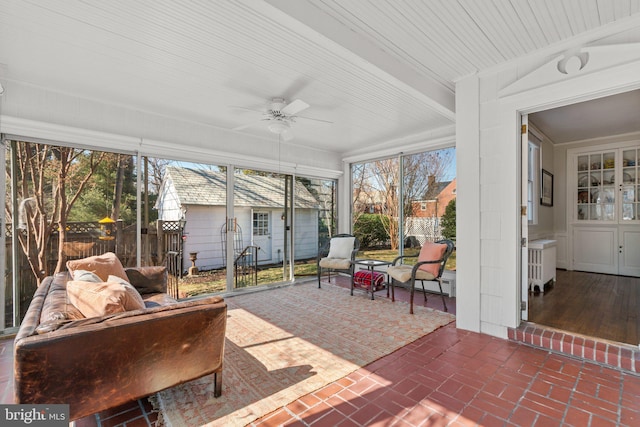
[232,98,332,141]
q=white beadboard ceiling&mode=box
[1,0,640,154]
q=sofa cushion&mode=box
[142,292,179,308]
[417,242,447,276]
[38,273,85,325]
[67,252,128,282]
[125,266,167,294]
[67,278,145,318]
[72,270,103,283]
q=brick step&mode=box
[509,322,640,374]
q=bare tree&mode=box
[402,150,454,216]
[111,154,126,221]
[146,157,170,193]
[370,158,400,249]
[352,149,454,250]
[8,142,106,282]
[351,162,375,224]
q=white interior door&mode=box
[619,226,640,276]
[521,116,529,321]
[573,226,618,274]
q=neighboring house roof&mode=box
[164,166,319,209]
[414,179,455,202]
[424,180,452,200]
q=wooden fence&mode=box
[4,220,184,327]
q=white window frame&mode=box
[253,212,270,236]
[528,138,541,224]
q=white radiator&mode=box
[416,270,456,297]
[528,239,557,293]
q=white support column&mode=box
[338,161,352,234]
[455,74,481,332]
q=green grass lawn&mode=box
[177,248,456,298]
[177,261,318,297]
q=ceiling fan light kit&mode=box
[232,97,330,141]
[268,120,290,134]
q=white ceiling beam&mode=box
[255,0,455,120]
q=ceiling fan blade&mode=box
[297,115,333,124]
[281,129,294,141]
[228,105,265,114]
[281,99,309,115]
[233,120,265,131]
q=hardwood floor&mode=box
[528,269,640,346]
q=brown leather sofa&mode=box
[14,266,227,421]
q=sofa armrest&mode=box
[14,296,227,420]
[14,276,55,342]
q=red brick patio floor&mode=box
[1,278,639,426]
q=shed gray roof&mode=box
[165,166,320,209]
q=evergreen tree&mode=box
[441,198,456,241]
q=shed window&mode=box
[253,212,270,236]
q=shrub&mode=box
[441,198,456,241]
[354,214,389,248]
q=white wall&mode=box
[456,36,640,338]
[182,205,319,270]
[182,205,226,270]
[156,176,182,221]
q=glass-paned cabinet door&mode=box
[622,148,639,221]
[576,151,616,221]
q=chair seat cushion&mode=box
[387,265,435,283]
[319,257,351,270]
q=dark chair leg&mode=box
[420,281,428,302]
[317,266,322,288]
[409,278,415,315]
[213,371,222,397]
[437,279,448,312]
[350,270,355,296]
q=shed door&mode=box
[253,211,272,262]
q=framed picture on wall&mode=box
[541,169,553,207]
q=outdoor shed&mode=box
[156,166,320,271]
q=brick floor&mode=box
[1,279,639,426]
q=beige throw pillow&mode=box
[327,237,355,259]
[67,278,145,318]
[66,252,128,282]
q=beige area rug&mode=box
[154,281,455,426]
